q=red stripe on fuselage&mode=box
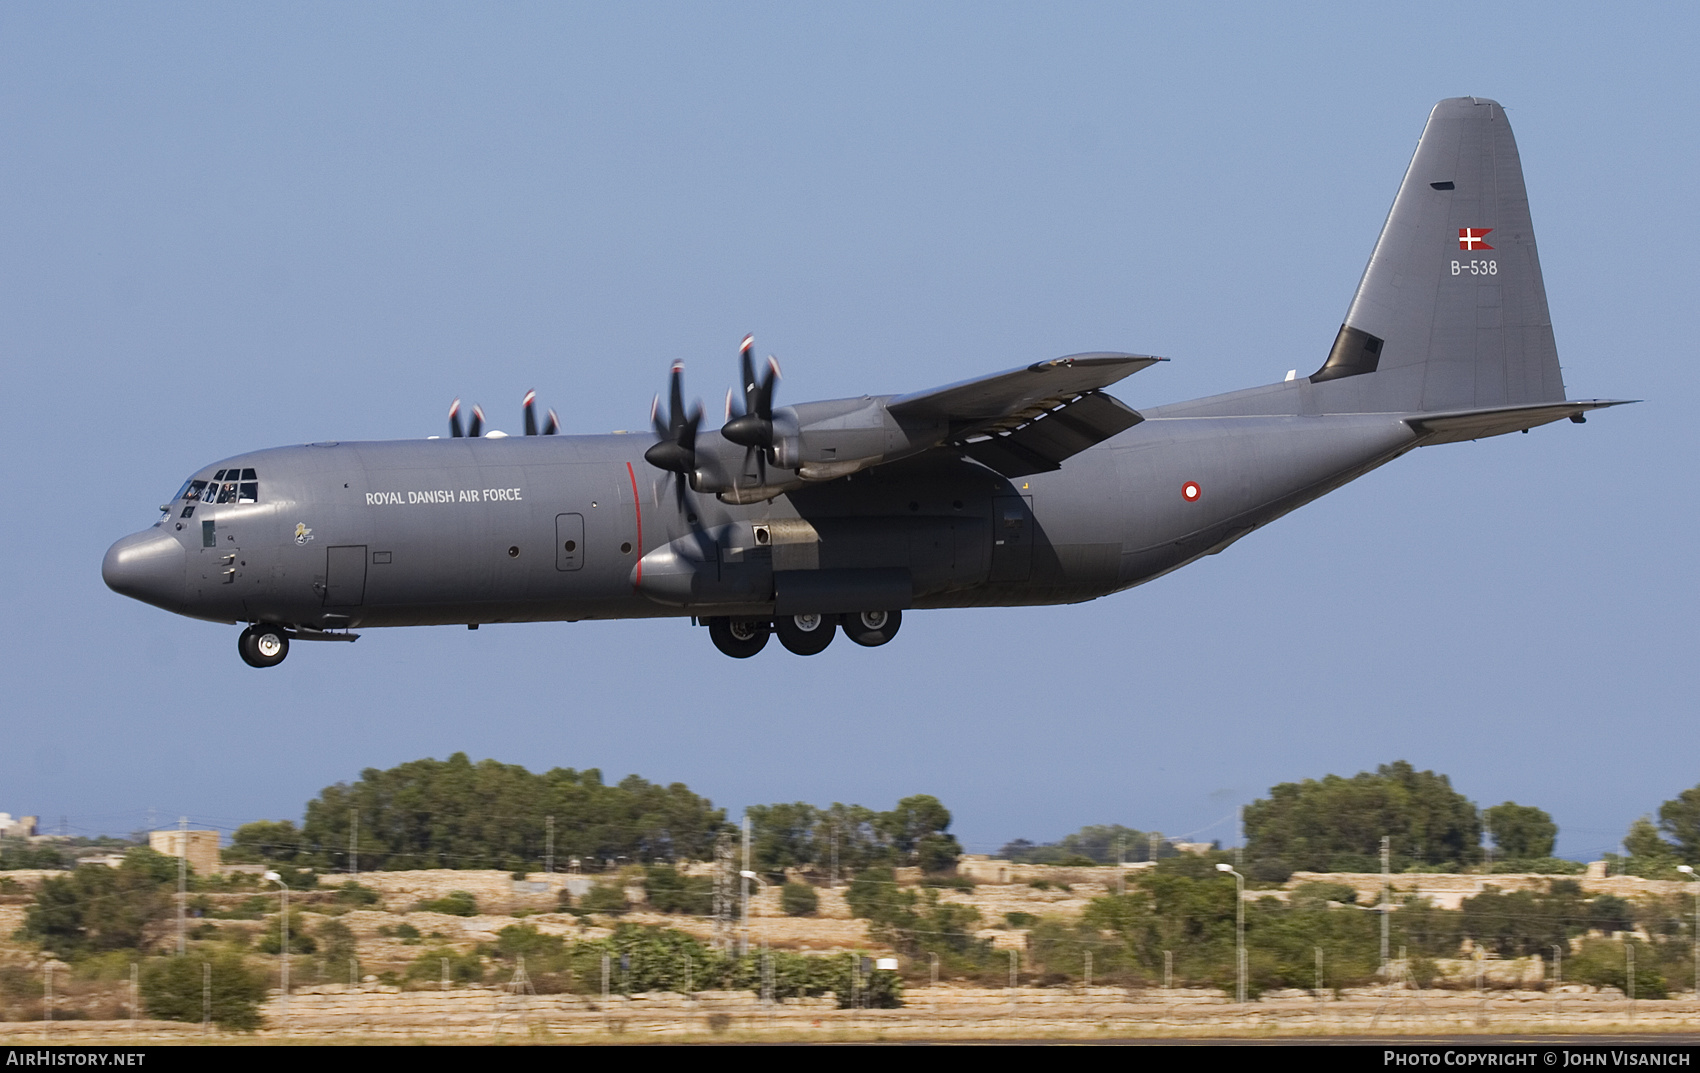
[626,461,643,589]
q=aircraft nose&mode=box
[103,528,187,613]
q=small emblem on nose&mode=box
[294,523,315,546]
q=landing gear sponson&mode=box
[704,610,902,658]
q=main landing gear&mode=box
[238,624,290,668]
[704,610,902,658]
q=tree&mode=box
[745,802,820,879]
[1622,816,1679,877]
[1242,760,1482,875]
[294,753,727,871]
[1483,802,1557,860]
[1000,824,1165,865]
[1460,882,1586,957]
[22,848,179,956]
[1657,784,1700,864]
[225,820,304,863]
[877,795,963,873]
[744,795,965,879]
[1082,856,1240,988]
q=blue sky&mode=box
[2,4,1694,861]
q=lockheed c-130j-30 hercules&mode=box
[104,98,1626,667]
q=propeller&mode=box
[450,394,556,439]
[448,399,485,438]
[720,334,782,483]
[522,390,559,435]
[643,361,702,509]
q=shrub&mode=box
[22,848,177,955]
[333,881,381,907]
[413,890,479,917]
[1291,881,1358,908]
[258,910,317,955]
[781,882,819,917]
[1567,938,1667,998]
[920,874,975,890]
[404,946,485,987]
[1004,911,1037,928]
[644,866,713,915]
[580,882,628,915]
[140,948,267,1030]
[846,868,898,919]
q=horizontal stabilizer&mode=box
[1405,399,1634,444]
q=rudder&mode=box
[1310,97,1566,413]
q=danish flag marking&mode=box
[1458,227,1494,251]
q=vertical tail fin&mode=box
[1311,97,1567,413]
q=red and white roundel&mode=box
[1182,481,1201,502]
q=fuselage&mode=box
[100,98,1609,663]
[103,388,1422,633]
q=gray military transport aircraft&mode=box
[105,98,1625,667]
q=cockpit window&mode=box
[173,472,258,507]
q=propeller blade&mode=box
[723,335,779,455]
[739,335,757,415]
[449,398,464,438]
[667,361,686,437]
[468,405,484,439]
[523,390,537,436]
[643,363,703,478]
[543,408,559,435]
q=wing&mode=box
[888,352,1165,477]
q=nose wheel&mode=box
[238,625,290,668]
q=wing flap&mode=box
[888,352,1163,431]
[960,390,1145,477]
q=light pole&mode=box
[263,871,290,1027]
[1679,865,1698,999]
[1216,863,1245,1003]
[738,871,771,1003]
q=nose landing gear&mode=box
[238,625,290,668]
